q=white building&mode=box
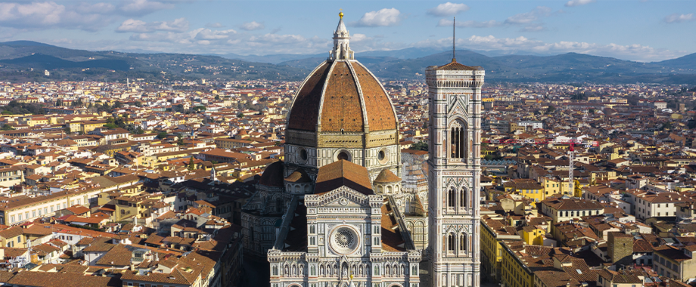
[623,190,683,220]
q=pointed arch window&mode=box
[450,121,467,159]
[460,233,467,252]
[448,187,456,208]
[460,188,467,208]
[448,233,456,251]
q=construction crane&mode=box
[568,141,574,197]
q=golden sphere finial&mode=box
[339,9,343,19]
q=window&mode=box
[127,283,133,287]
[448,233,456,251]
[460,189,467,208]
[450,122,467,159]
[337,151,350,162]
[460,234,467,251]
[448,188,456,208]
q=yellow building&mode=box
[541,177,588,197]
[80,120,107,133]
[521,226,546,246]
[0,226,26,248]
[500,240,534,287]
[504,179,545,202]
[481,215,521,283]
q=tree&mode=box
[56,99,63,106]
[156,131,168,139]
[661,121,673,130]
[411,141,428,151]
[589,108,595,114]
[215,94,220,101]
[546,105,556,114]
[1,124,14,131]
[188,157,195,171]
[237,112,244,118]
[134,101,143,107]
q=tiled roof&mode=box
[374,169,401,183]
[287,60,397,133]
[315,160,373,195]
[381,201,405,252]
[259,161,284,187]
[433,60,482,71]
[285,169,311,183]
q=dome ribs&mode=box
[287,61,331,131]
[350,62,397,131]
[320,62,364,133]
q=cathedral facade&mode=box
[240,12,483,287]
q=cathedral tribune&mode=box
[240,12,484,287]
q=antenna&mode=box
[452,17,456,63]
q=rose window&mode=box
[330,226,359,254]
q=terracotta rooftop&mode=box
[374,169,401,183]
[315,160,373,195]
[287,60,397,133]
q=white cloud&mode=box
[240,21,264,31]
[206,23,223,28]
[192,28,237,40]
[428,2,469,17]
[416,34,683,62]
[505,6,551,24]
[116,18,189,33]
[355,8,401,27]
[0,0,192,31]
[118,0,175,16]
[565,0,596,7]
[664,13,694,23]
[351,33,370,42]
[520,25,545,32]
[0,2,66,26]
[438,19,502,28]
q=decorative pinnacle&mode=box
[339,9,343,19]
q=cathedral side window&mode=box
[337,151,350,161]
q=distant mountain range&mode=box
[1,40,696,84]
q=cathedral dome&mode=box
[283,13,402,182]
[287,60,397,133]
[286,14,397,135]
[259,161,284,187]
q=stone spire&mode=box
[331,10,354,61]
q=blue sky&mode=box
[0,0,694,61]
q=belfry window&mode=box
[448,233,456,251]
[450,122,467,159]
[460,188,467,208]
[448,188,456,207]
[460,234,467,251]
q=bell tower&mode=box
[426,57,484,287]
